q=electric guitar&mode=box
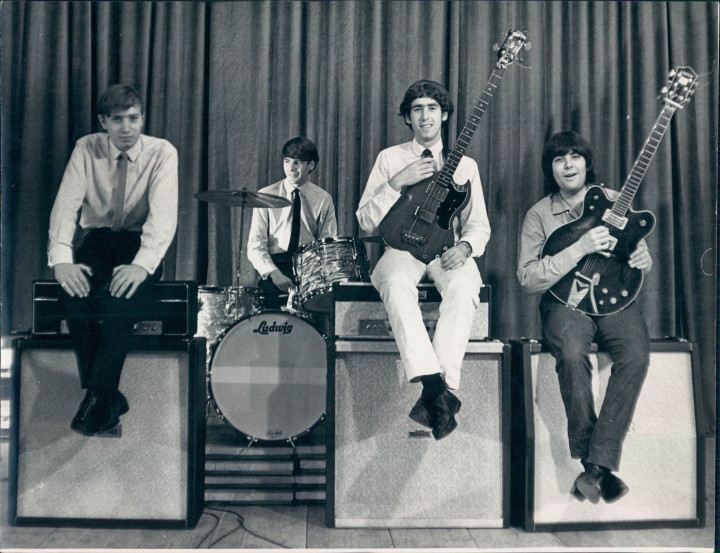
[542,66,698,316]
[378,29,528,262]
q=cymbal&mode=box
[195,190,292,208]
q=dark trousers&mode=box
[60,229,161,393]
[540,296,650,471]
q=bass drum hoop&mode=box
[207,308,327,443]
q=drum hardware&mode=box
[195,188,291,288]
[206,309,327,444]
[293,237,370,312]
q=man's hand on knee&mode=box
[54,263,93,297]
[110,264,149,298]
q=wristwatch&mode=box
[457,241,472,258]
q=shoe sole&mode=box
[432,417,457,440]
[576,480,602,504]
[408,410,433,429]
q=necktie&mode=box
[287,188,301,255]
[111,152,128,231]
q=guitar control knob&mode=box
[621,290,629,297]
[640,220,647,227]
[602,288,608,294]
[610,297,617,304]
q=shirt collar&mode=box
[282,180,306,197]
[107,135,143,162]
[410,139,444,159]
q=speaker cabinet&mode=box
[510,339,705,531]
[326,340,510,528]
[9,336,206,528]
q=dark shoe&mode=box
[409,395,434,428]
[575,463,608,504]
[570,459,588,501]
[431,390,462,441]
[70,389,107,436]
[114,391,129,416]
[601,471,629,503]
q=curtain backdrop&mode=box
[2,1,717,431]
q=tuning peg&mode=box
[492,42,500,52]
[669,69,677,77]
[524,41,532,51]
[660,86,668,94]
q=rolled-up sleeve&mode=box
[516,207,581,295]
[456,157,490,258]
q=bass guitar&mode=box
[542,66,698,316]
[378,29,528,262]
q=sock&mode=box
[420,373,445,402]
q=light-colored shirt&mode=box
[356,138,491,258]
[516,186,648,295]
[48,133,178,275]
[246,179,338,278]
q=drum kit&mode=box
[194,188,372,444]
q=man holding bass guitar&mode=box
[356,80,491,441]
[517,131,653,504]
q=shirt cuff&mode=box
[131,249,160,275]
[47,245,74,268]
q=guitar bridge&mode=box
[401,230,427,246]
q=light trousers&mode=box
[370,247,482,390]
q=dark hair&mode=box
[97,84,144,117]
[541,131,596,191]
[281,136,320,167]
[398,80,454,129]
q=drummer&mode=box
[247,137,338,308]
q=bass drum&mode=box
[208,309,327,442]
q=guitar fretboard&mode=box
[436,70,506,189]
[612,105,678,217]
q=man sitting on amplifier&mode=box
[517,131,653,503]
[47,84,178,436]
[246,136,337,308]
[356,80,491,440]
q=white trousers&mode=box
[370,248,482,390]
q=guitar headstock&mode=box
[495,29,529,70]
[661,66,698,108]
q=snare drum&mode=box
[208,309,327,442]
[293,237,370,312]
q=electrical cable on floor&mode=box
[204,503,290,549]
[193,510,221,549]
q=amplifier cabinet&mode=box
[9,336,206,528]
[510,339,705,531]
[331,282,490,340]
[32,280,198,337]
[327,340,510,528]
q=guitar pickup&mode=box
[401,230,427,246]
[602,210,627,230]
[414,206,438,224]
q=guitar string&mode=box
[580,106,676,280]
[406,70,505,246]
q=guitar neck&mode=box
[612,104,678,217]
[437,69,506,186]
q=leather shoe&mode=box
[70,389,108,436]
[575,463,608,504]
[114,391,129,416]
[570,459,588,501]
[70,389,124,436]
[409,395,434,428]
[601,471,629,503]
[431,390,462,441]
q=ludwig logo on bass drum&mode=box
[253,320,294,335]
